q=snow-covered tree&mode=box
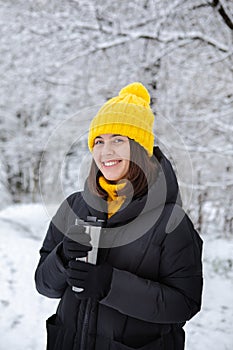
[0,0,232,235]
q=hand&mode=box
[66,260,113,300]
[60,224,92,265]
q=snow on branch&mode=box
[137,30,229,52]
[212,118,233,132]
[177,144,233,156]
[53,37,131,70]
[125,0,185,31]
[55,28,229,72]
[179,179,233,190]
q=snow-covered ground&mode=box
[0,204,232,350]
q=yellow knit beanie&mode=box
[88,82,155,156]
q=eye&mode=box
[94,139,103,145]
[113,138,124,143]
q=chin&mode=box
[103,172,122,182]
[104,176,120,182]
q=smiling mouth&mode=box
[102,160,122,167]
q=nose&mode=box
[101,140,114,156]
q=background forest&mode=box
[0,0,233,349]
[1,0,233,235]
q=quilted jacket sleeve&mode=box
[100,213,203,324]
[34,194,76,298]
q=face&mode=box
[92,134,130,182]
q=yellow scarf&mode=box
[99,176,126,218]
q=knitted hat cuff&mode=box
[88,122,154,156]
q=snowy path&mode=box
[0,204,232,350]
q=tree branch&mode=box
[179,179,233,190]
[51,22,229,73]
[138,30,229,52]
[211,0,233,30]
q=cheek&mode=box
[92,148,99,160]
[121,143,130,161]
[122,147,130,172]
[125,160,130,172]
[92,152,100,167]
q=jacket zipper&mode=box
[79,298,92,350]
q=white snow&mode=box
[0,204,232,350]
[0,204,58,350]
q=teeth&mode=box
[103,161,119,167]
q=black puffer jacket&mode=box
[35,147,203,350]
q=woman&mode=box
[35,82,203,350]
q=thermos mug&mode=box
[72,216,104,293]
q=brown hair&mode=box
[87,139,158,199]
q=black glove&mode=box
[66,260,113,300]
[59,224,92,266]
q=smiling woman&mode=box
[35,82,203,350]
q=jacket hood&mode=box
[153,146,182,208]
